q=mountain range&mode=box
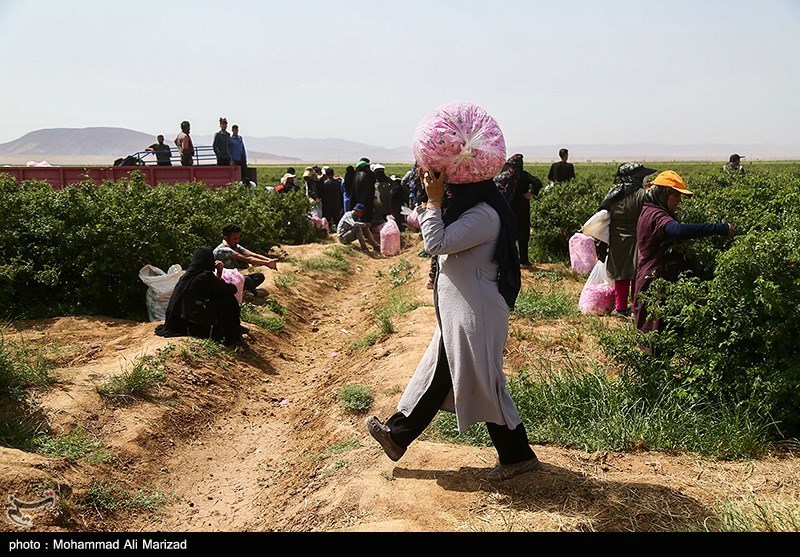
[1,127,798,165]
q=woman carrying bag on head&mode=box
[366,101,541,482]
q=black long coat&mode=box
[155,248,242,346]
[351,167,376,222]
[321,177,344,226]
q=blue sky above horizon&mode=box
[1,0,798,148]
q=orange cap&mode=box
[651,170,693,196]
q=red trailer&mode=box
[1,145,255,189]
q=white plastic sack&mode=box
[139,264,183,322]
[582,209,610,244]
[578,259,615,315]
[569,232,598,275]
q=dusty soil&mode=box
[1,232,798,533]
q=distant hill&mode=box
[0,128,155,158]
[1,127,798,165]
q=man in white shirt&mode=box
[213,223,278,296]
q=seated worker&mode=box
[213,223,278,296]
[337,203,380,252]
[155,247,245,347]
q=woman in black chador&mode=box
[155,247,244,347]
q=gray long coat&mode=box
[606,187,647,280]
[397,203,523,433]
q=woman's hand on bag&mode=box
[421,167,445,202]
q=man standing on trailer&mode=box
[213,117,232,166]
[230,124,248,182]
[175,121,194,166]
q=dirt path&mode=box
[2,234,799,533]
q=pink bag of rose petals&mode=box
[412,101,507,184]
[220,268,245,304]
[578,260,615,315]
[569,232,598,275]
[380,216,401,257]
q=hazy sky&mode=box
[2,0,799,148]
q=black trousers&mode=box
[516,211,531,265]
[385,340,535,465]
[234,159,247,183]
[243,273,265,294]
[217,157,231,166]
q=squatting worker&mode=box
[336,203,380,252]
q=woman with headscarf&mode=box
[155,247,244,347]
[601,162,657,317]
[367,168,541,482]
[494,153,542,268]
[341,165,356,212]
[633,171,735,333]
[302,167,323,218]
[351,159,377,224]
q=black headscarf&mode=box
[493,153,524,200]
[443,179,521,309]
[599,162,655,211]
[343,165,355,194]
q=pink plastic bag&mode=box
[569,232,598,275]
[220,268,245,304]
[412,101,507,184]
[578,260,615,315]
[380,216,401,256]
[405,207,420,230]
[308,214,329,230]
